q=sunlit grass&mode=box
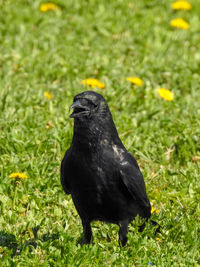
[0,0,199,266]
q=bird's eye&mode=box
[80,99,88,106]
[89,101,98,110]
[80,98,97,110]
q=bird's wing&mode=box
[119,153,150,209]
[60,149,71,194]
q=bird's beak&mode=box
[70,100,90,118]
[70,100,81,110]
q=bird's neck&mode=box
[72,114,121,149]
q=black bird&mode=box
[61,91,156,246]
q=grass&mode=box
[0,0,200,266]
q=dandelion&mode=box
[9,172,28,179]
[156,237,162,242]
[170,18,189,30]
[151,206,159,214]
[44,91,52,99]
[9,173,28,209]
[40,3,61,12]
[126,77,143,86]
[171,1,192,11]
[81,78,106,89]
[158,88,174,101]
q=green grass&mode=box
[0,0,200,266]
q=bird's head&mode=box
[70,91,108,120]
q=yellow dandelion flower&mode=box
[126,77,143,86]
[44,91,52,99]
[158,88,174,101]
[9,172,28,179]
[81,78,106,89]
[151,206,159,214]
[171,1,192,11]
[156,237,162,242]
[170,18,189,30]
[40,3,61,12]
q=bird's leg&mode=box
[138,222,146,232]
[118,221,128,247]
[81,220,92,244]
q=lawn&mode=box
[0,0,200,266]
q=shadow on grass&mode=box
[0,231,18,256]
[0,227,59,257]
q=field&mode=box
[0,0,200,266]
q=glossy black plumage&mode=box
[61,91,153,246]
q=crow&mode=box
[61,91,158,246]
